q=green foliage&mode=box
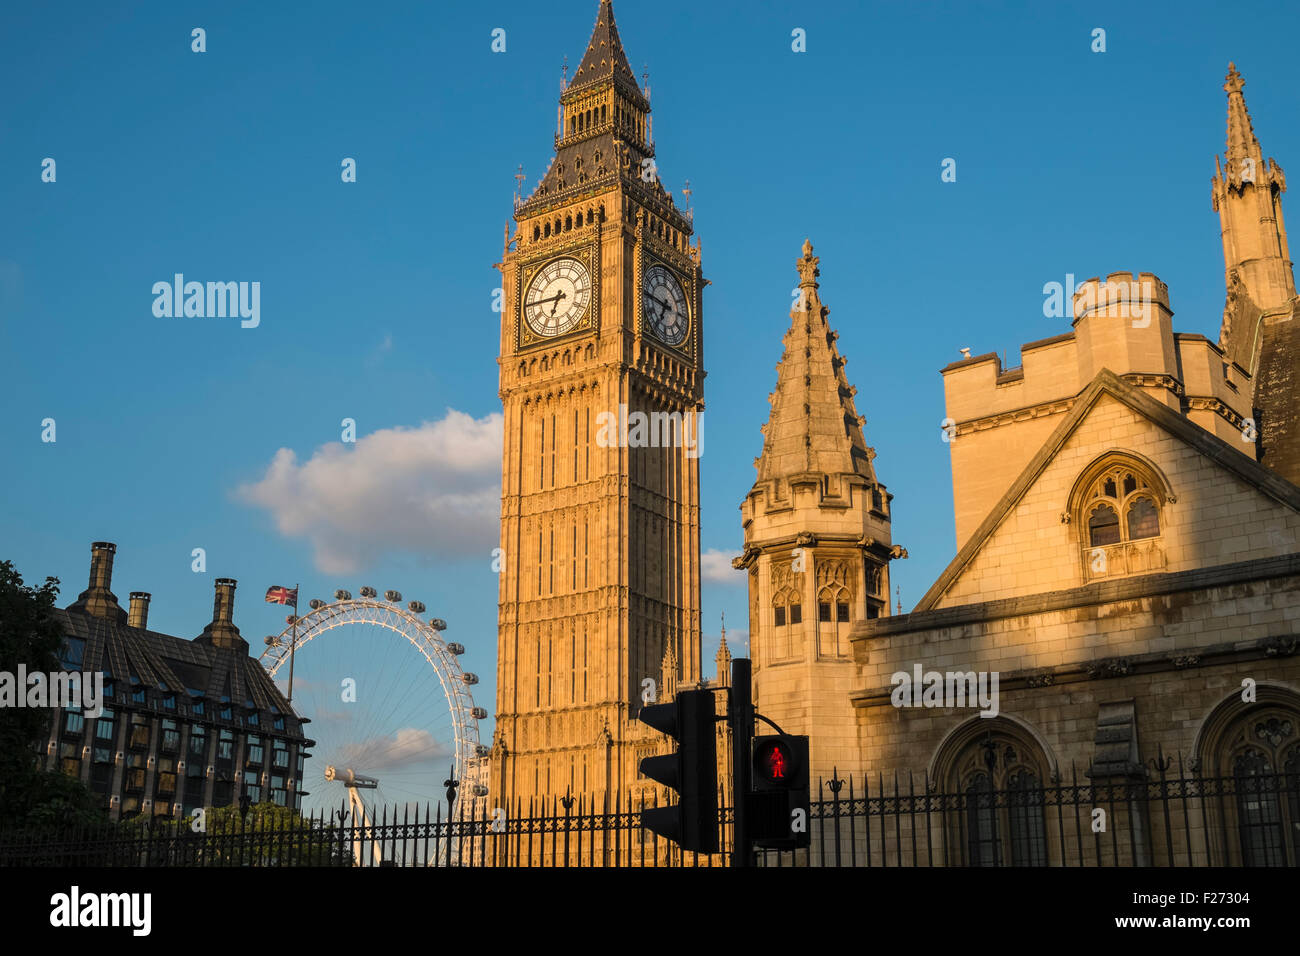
[132,802,352,866]
[0,560,100,826]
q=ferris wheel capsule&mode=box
[461,673,479,685]
[430,618,448,631]
[407,600,426,614]
[359,586,377,598]
[308,598,326,610]
[384,590,402,603]
[471,707,488,719]
[264,635,281,647]
[446,642,465,655]
[334,589,352,601]
[475,744,491,758]
[472,785,489,797]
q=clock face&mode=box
[642,264,689,346]
[523,258,592,337]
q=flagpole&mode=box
[287,582,299,706]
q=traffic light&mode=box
[637,688,719,853]
[748,734,810,849]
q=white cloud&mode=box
[701,548,745,585]
[237,409,503,574]
[335,727,451,773]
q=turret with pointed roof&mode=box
[755,240,878,484]
[735,241,900,787]
[1212,63,1294,360]
[1211,63,1300,486]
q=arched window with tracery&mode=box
[815,584,850,658]
[1194,689,1300,865]
[1069,452,1171,580]
[770,587,800,660]
[1223,709,1299,866]
[934,721,1052,866]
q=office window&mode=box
[59,636,85,669]
[156,758,177,796]
[128,715,150,750]
[95,709,116,742]
[160,719,181,753]
[243,770,262,803]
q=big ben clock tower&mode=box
[491,0,705,809]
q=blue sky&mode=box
[3,1,1298,778]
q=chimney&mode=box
[128,592,152,629]
[68,541,127,623]
[195,577,247,653]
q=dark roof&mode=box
[55,606,301,729]
[567,0,641,100]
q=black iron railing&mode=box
[2,758,1296,867]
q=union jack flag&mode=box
[264,585,297,606]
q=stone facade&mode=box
[830,64,1300,866]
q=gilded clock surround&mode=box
[516,243,600,350]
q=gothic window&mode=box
[935,722,1051,866]
[1128,497,1159,539]
[1220,708,1300,866]
[770,587,798,659]
[812,557,856,657]
[1070,453,1169,579]
[1088,503,1120,546]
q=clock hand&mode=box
[549,290,568,316]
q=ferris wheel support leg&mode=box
[347,786,384,867]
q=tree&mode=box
[0,560,107,827]
[129,801,352,866]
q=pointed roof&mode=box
[754,240,877,483]
[715,613,731,662]
[567,0,641,98]
[1223,63,1263,172]
[914,367,1300,612]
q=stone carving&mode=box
[1086,657,1132,679]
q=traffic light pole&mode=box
[730,657,753,868]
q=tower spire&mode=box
[714,612,731,687]
[1210,63,1299,486]
[754,239,875,482]
[568,0,640,96]
[1222,63,1263,180]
